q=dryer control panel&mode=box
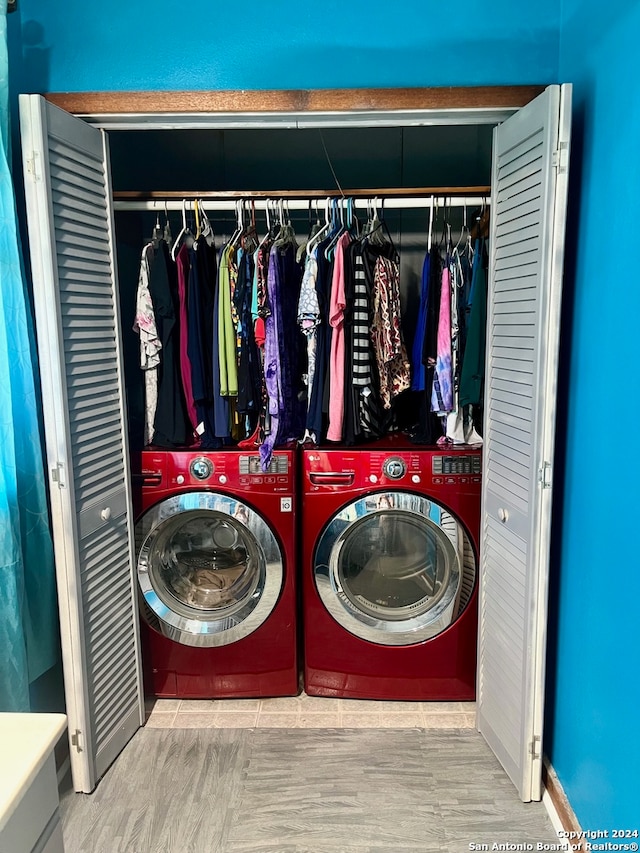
[304,446,482,491]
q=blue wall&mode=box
[9,0,638,832]
[544,0,640,829]
[7,0,558,93]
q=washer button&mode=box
[411,474,421,484]
[369,474,378,484]
[219,474,227,484]
[176,474,185,484]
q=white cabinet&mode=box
[0,714,67,853]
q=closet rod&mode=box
[114,187,490,200]
[113,195,490,212]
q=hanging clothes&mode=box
[189,236,223,448]
[410,251,430,392]
[370,256,411,410]
[327,232,351,442]
[133,242,161,445]
[431,261,453,416]
[218,244,239,398]
[297,250,321,438]
[410,246,444,444]
[147,240,192,448]
[240,238,273,448]
[306,232,335,442]
[444,247,466,444]
[176,242,199,433]
[235,247,262,427]
[260,241,304,468]
[459,239,488,407]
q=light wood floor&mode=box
[145,695,477,730]
[59,726,558,853]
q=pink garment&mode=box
[326,233,351,442]
[430,265,453,414]
[176,243,198,431]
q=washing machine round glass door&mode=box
[136,492,283,647]
[314,492,476,646]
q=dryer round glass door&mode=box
[136,493,283,647]
[314,492,476,646]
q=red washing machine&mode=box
[134,449,298,698]
[302,439,481,701]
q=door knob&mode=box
[498,507,509,523]
[100,507,112,521]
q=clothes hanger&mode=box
[151,202,163,248]
[306,196,332,257]
[194,198,202,241]
[364,198,397,261]
[365,197,387,247]
[198,199,215,246]
[297,200,321,262]
[162,199,173,245]
[241,200,259,252]
[256,200,274,253]
[273,198,297,249]
[454,199,469,254]
[171,198,192,261]
[227,199,245,250]
[324,196,347,259]
[427,195,435,254]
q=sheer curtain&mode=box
[0,2,59,711]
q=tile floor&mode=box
[145,694,476,730]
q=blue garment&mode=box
[260,244,304,469]
[459,240,488,407]
[410,251,430,391]
[1,14,59,711]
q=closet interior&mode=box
[109,124,495,454]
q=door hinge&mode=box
[51,462,65,489]
[529,735,541,760]
[552,141,569,173]
[70,729,83,753]
[538,461,552,489]
[25,151,41,181]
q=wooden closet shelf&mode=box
[46,86,544,116]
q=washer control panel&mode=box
[140,450,294,493]
[239,455,288,476]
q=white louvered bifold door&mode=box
[20,95,143,793]
[477,84,571,802]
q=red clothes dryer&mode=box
[134,449,298,698]
[302,441,482,701]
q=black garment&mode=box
[273,244,306,442]
[307,235,334,441]
[148,240,191,447]
[411,247,444,444]
[235,249,261,429]
[190,238,222,449]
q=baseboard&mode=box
[543,758,585,850]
